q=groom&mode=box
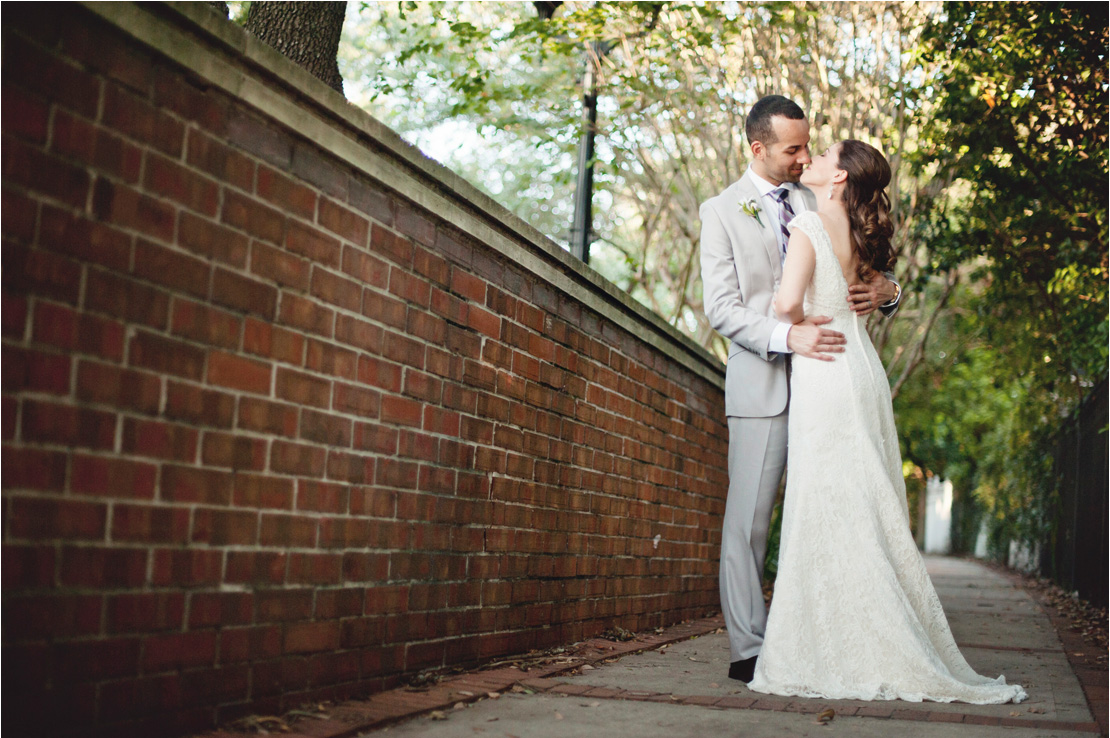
[699,96,901,683]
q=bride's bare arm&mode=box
[775,228,845,361]
[774,229,816,323]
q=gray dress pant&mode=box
[721,411,789,662]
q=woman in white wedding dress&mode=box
[748,140,1026,704]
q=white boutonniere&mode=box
[739,197,764,227]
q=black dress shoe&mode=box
[728,655,757,683]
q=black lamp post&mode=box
[570,43,601,264]
[532,1,610,266]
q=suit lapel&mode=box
[735,175,783,280]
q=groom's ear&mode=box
[750,140,765,160]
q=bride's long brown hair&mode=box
[837,140,895,282]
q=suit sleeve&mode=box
[879,272,902,317]
[699,201,782,361]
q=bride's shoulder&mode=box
[815,211,838,230]
[788,210,824,235]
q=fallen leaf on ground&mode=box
[554,711,564,720]
[580,701,601,707]
[487,692,500,699]
[229,715,291,734]
[709,682,720,688]
[581,664,595,670]
[1028,707,1046,714]
[429,711,447,720]
[815,708,835,725]
[602,626,637,641]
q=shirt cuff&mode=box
[769,322,793,354]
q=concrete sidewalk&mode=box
[201,557,1107,738]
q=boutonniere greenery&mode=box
[739,197,764,227]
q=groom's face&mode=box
[752,116,812,185]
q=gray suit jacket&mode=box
[700,173,818,418]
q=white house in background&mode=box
[975,521,990,558]
[1008,539,1041,572]
[924,476,953,554]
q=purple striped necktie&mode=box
[771,187,795,259]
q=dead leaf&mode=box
[709,682,720,688]
[1028,707,1046,714]
[580,701,601,707]
[229,715,292,734]
[457,690,475,697]
[486,692,501,699]
[453,702,467,710]
[430,711,448,721]
[581,664,595,671]
[554,711,564,720]
[815,708,835,725]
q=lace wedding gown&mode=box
[748,212,1026,704]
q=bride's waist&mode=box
[804,301,857,321]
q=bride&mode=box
[748,140,1026,704]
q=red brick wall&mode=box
[1,5,728,735]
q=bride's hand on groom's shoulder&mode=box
[787,316,846,362]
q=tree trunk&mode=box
[245,1,347,95]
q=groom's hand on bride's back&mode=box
[787,316,846,361]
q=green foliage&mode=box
[894,341,1051,554]
[896,3,1109,558]
[763,500,783,583]
[341,2,584,243]
[920,3,1108,392]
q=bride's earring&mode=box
[827,188,833,200]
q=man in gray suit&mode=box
[699,96,901,683]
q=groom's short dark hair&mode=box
[746,96,806,145]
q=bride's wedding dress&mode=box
[748,212,1026,704]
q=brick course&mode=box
[1,4,727,736]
